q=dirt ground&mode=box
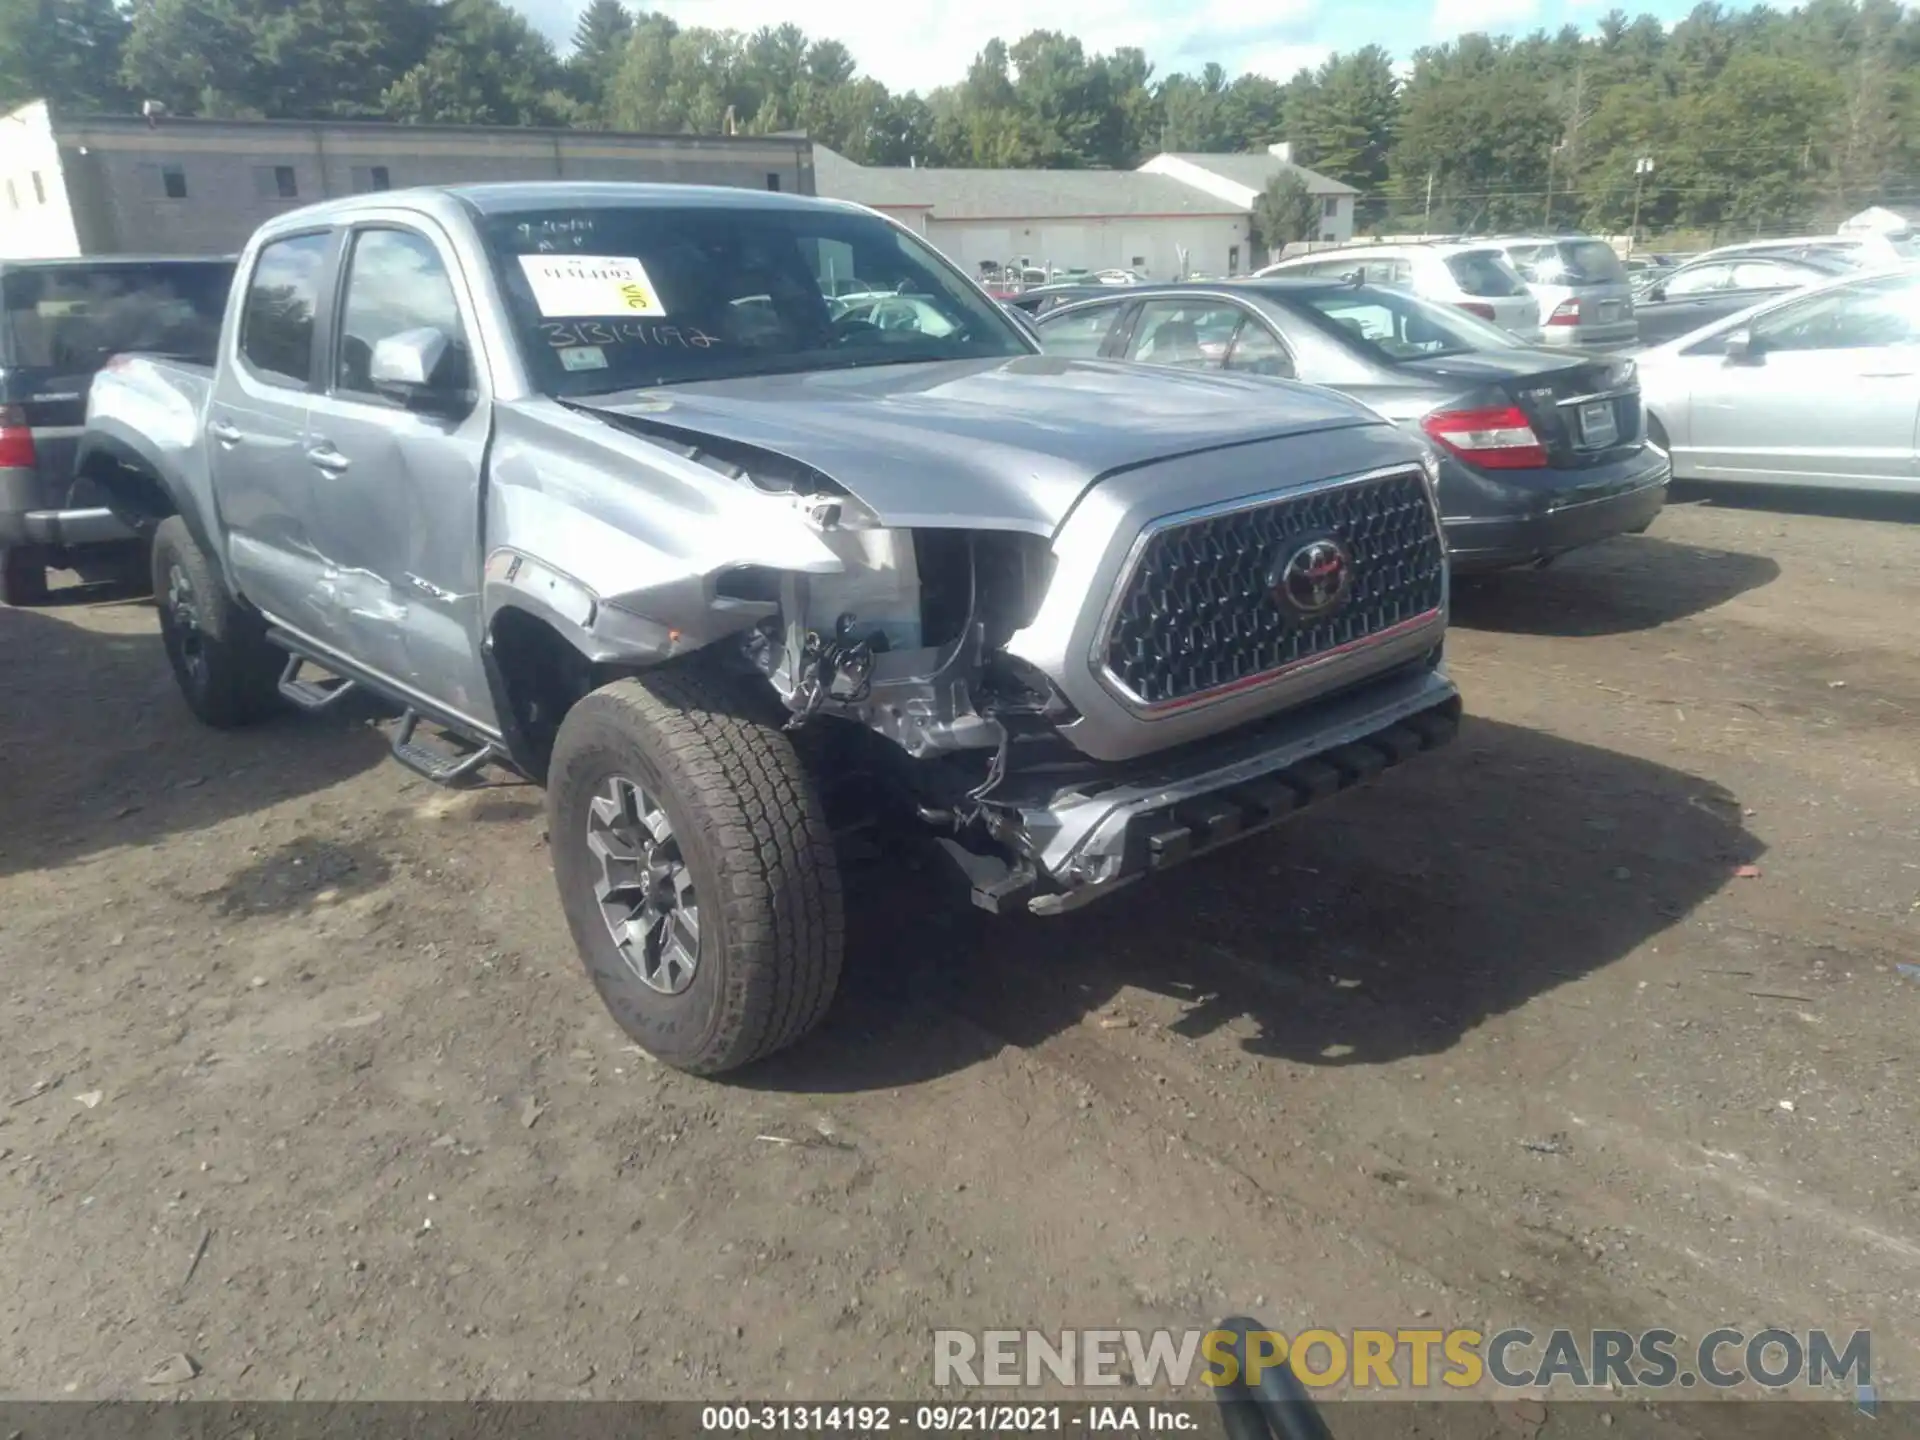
[2,489,1916,1428]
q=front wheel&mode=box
[151,516,284,728]
[547,669,845,1075]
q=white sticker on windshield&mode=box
[557,345,609,372]
[518,254,667,318]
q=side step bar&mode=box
[264,628,505,788]
[278,654,358,712]
[390,709,498,786]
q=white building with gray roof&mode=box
[814,142,1356,282]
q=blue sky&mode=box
[512,0,1709,93]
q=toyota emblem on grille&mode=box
[1269,535,1353,619]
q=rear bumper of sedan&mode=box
[1440,448,1671,574]
[1537,320,1640,348]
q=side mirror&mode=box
[370,326,472,416]
[1646,283,1666,302]
[1722,327,1761,366]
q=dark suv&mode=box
[1,256,234,604]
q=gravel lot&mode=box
[1,491,1915,1426]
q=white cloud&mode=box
[1427,0,1540,36]
[1234,41,1335,81]
[514,0,1327,93]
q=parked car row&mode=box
[1253,230,1919,355]
[1257,236,1639,349]
[1029,277,1667,572]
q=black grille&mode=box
[1102,469,1444,707]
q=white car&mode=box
[1636,264,1920,492]
[1255,242,1543,342]
[1695,232,1920,271]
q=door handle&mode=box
[306,443,351,474]
[209,421,242,446]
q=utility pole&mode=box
[1630,156,1654,246]
[1423,170,1434,233]
[1545,140,1566,230]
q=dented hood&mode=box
[578,354,1381,535]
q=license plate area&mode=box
[1577,401,1619,449]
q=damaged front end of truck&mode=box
[482,376,1462,918]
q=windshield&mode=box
[1287,284,1523,363]
[476,203,1030,396]
[1445,249,1530,298]
[1,261,233,372]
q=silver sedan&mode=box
[1636,265,1920,492]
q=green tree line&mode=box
[4,0,1917,237]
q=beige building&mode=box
[813,142,1358,281]
[1,100,816,259]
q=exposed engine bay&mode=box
[582,403,1462,916]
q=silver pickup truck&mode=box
[78,183,1461,1074]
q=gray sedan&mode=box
[1032,279,1669,572]
[1637,266,1920,492]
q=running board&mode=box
[390,709,497,786]
[278,654,358,711]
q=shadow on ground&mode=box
[1673,479,1920,525]
[1451,532,1779,637]
[0,598,388,880]
[746,713,1762,1094]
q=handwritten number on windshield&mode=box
[539,322,720,350]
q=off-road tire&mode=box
[151,516,284,728]
[1,546,50,607]
[547,669,844,1075]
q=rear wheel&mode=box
[151,516,284,728]
[0,545,50,607]
[547,668,844,1075]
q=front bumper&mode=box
[1011,662,1460,914]
[1441,447,1671,574]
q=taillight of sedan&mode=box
[1420,405,1548,469]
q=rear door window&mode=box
[1224,319,1294,379]
[239,232,332,386]
[1445,250,1530,298]
[1730,260,1804,290]
[1663,263,1732,297]
[1034,301,1125,357]
[1124,301,1243,368]
[1,261,232,373]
